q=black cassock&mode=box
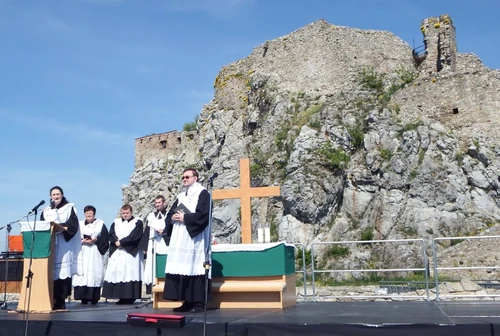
[162,190,212,305]
[73,220,109,303]
[40,199,79,309]
[102,217,143,302]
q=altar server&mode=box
[140,195,169,294]
[102,204,143,304]
[73,205,109,304]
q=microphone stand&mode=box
[202,174,216,336]
[135,234,158,309]
[23,211,39,336]
[0,220,20,310]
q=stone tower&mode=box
[418,14,457,74]
[135,131,191,169]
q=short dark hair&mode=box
[121,204,133,212]
[155,195,165,202]
[183,168,199,178]
[83,205,96,214]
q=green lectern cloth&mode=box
[19,221,52,259]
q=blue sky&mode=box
[0,0,498,247]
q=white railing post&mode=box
[431,238,440,301]
[311,243,317,302]
[292,243,308,301]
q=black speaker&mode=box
[0,254,23,281]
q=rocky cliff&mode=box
[123,16,500,277]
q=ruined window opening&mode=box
[160,140,167,148]
[452,107,459,114]
[412,44,427,65]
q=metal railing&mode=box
[293,242,308,300]
[412,44,427,58]
[432,235,500,300]
[310,239,430,301]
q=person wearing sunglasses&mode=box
[162,168,211,313]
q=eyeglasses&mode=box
[181,175,193,180]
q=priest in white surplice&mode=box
[163,168,211,313]
[73,205,109,304]
[40,186,83,310]
[140,195,169,294]
[102,204,144,305]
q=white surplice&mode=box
[42,203,83,280]
[165,182,210,277]
[72,219,106,287]
[143,212,168,286]
[104,218,143,283]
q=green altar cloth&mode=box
[156,242,295,278]
[19,221,52,259]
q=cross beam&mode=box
[212,158,280,243]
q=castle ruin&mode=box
[417,14,457,74]
[134,131,196,169]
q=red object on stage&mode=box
[126,313,186,329]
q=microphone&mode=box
[28,200,46,215]
[206,172,218,188]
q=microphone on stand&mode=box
[27,200,46,215]
[208,172,218,182]
[207,172,218,187]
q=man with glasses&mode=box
[162,168,211,313]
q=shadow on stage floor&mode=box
[1,300,500,336]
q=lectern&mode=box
[16,221,55,313]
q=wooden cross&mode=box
[212,158,281,244]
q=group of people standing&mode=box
[41,168,211,313]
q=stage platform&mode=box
[1,300,500,335]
